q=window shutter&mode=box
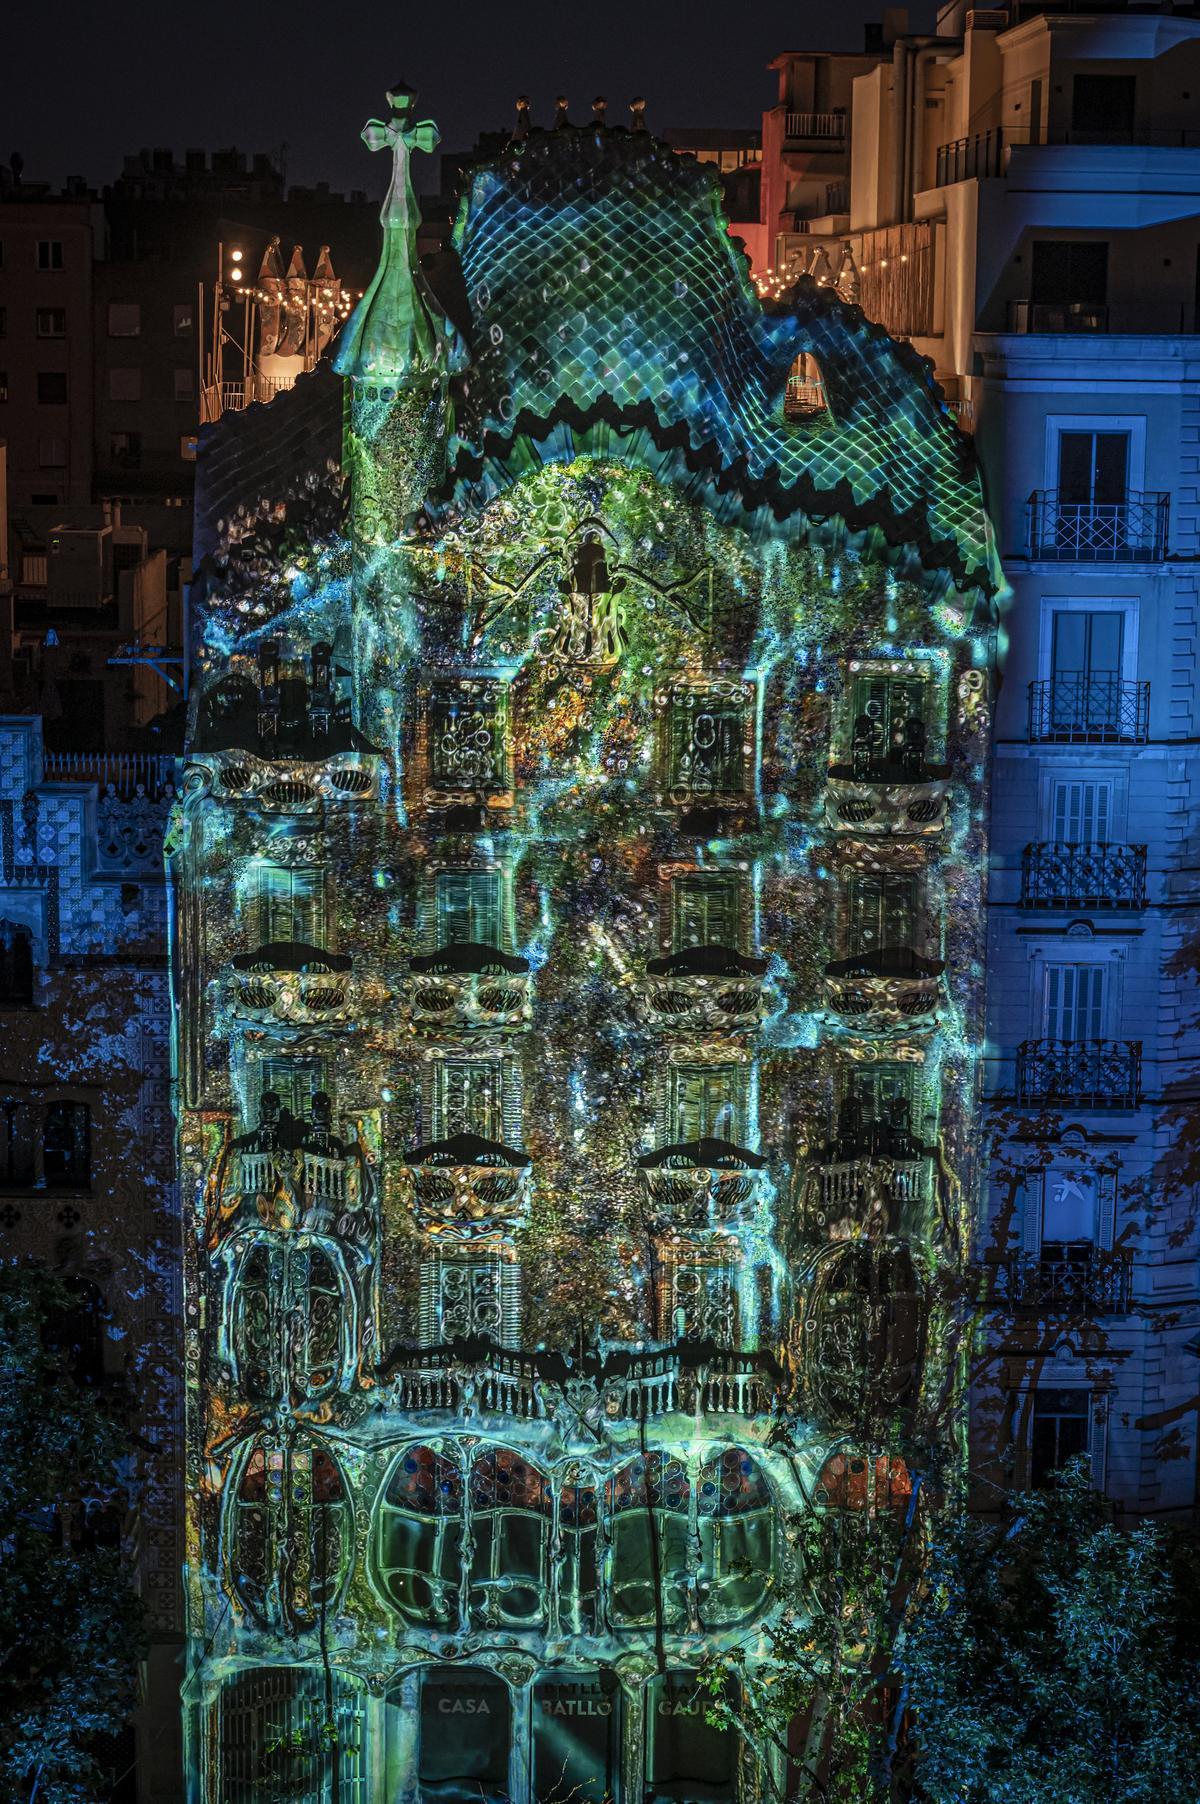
[1096,1167,1116,1250]
[1089,1393,1109,1491]
[1021,1174,1042,1256]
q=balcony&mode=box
[236,1147,363,1228]
[1027,677,1149,745]
[1008,300,1198,335]
[1021,842,1147,911]
[805,1152,931,1240]
[1015,1039,1141,1111]
[823,948,944,1036]
[1027,491,1168,563]
[188,749,380,807]
[636,947,770,1033]
[936,128,1006,185]
[784,111,847,145]
[404,1132,532,1239]
[985,1246,1133,1317]
[409,943,531,1032]
[825,768,950,836]
[636,1138,767,1231]
[384,1338,780,1424]
[229,943,357,1029]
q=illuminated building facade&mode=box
[174,92,999,1801]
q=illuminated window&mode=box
[424,677,511,797]
[666,1059,748,1144]
[229,1440,351,1632]
[697,1447,774,1624]
[43,1101,90,1187]
[663,682,750,803]
[430,1055,508,1141]
[848,668,932,776]
[558,1466,599,1635]
[232,1238,345,1403]
[434,869,503,949]
[670,872,745,951]
[376,1445,464,1626]
[173,303,193,336]
[607,1454,691,1629]
[251,864,326,947]
[846,871,919,957]
[468,1447,551,1627]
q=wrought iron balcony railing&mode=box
[409,943,531,1031]
[985,1246,1133,1316]
[936,127,1006,184]
[637,1138,768,1230]
[1021,842,1147,910]
[1027,490,1168,562]
[403,1132,532,1239]
[1015,1039,1141,1110]
[1027,677,1149,744]
[635,946,770,1033]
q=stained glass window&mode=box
[607,1454,691,1629]
[376,1446,464,1628]
[229,1440,350,1633]
[696,1448,774,1624]
[468,1448,551,1628]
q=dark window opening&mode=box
[1031,241,1108,306]
[36,371,68,404]
[43,1101,90,1187]
[418,1668,511,1804]
[1031,1387,1090,1486]
[645,1673,739,1803]
[1071,74,1135,137]
[0,922,34,1006]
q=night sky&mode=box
[7,0,932,199]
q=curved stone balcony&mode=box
[404,1131,532,1239]
[636,1137,768,1230]
[804,1150,932,1240]
[228,942,357,1029]
[409,943,531,1031]
[383,1336,781,1425]
[825,766,950,837]
[823,948,944,1036]
[635,945,770,1033]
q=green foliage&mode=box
[0,1264,146,1803]
[901,1461,1200,1802]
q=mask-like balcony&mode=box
[636,1138,768,1230]
[635,946,770,1033]
[187,749,380,807]
[404,1132,532,1239]
[823,948,944,1036]
[409,943,531,1031]
[229,943,357,1028]
[825,770,950,837]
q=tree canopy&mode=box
[0,1263,146,1804]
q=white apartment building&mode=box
[760,0,1200,1521]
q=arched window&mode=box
[43,1101,90,1187]
[0,921,34,1007]
[228,1439,351,1633]
[697,1447,774,1624]
[375,1445,463,1627]
[800,1240,926,1432]
[558,1465,599,1635]
[607,1453,691,1630]
[214,1665,364,1802]
[230,1237,347,1404]
[468,1447,551,1628]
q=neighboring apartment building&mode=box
[755,0,1200,1521]
[0,716,181,1799]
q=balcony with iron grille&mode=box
[635,946,771,1034]
[403,1132,532,1239]
[984,1246,1133,1316]
[1021,843,1147,910]
[1015,1039,1141,1111]
[1026,490,1168,562]
[409,943,531,1032]
[1027,677,1149,744]
[636,1137,768,1232]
